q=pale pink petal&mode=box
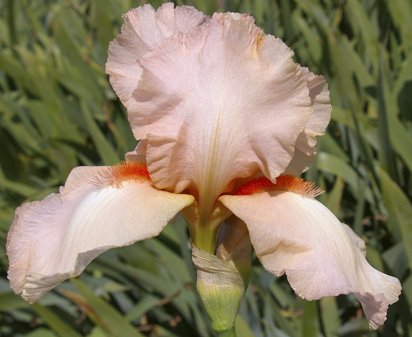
[125,141,147,163]
[128,13,311,208]
[7,165,194,303]
[105,3,205,106]
[285,69,332,174]
[219,191,401,329]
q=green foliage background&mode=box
[0,0,411,336]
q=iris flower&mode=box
[7,3,400,330]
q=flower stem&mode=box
[192,247,246,336]
[191,221,251,337]
[194,224,218,253]
[216,328,237,337]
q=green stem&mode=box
[192,247,247,337]
[216,328,237,337]
[194,224,218,253]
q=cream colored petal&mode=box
[285,69,332,174]
[219,191,401,329]
[129,13,311,207]
[105,3,205,106]
[7,166,194,303]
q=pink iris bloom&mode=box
[7,3,400,329]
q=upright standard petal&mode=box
[219,177,401,329]
[7,163,194,303]
[128,13,312,208]
[106,3,205,106]
[285,69,332,174]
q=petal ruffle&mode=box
[128,12,311,204]
[219,190,401,329]
[285,69,332,174]
[7,165,194,303]
[125,141,147,163]
[106,3,206,106]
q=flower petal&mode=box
[285,69,332,174]
[128,12,311,203]
[105,3,205,106]
[125,141,147,163]
[7,164,194,303]
[219,190,401,329]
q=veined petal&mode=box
[105,3,205,106]
[285,69,331,174]
[219,185,401,329]
[128,12,312,206]
[7,164,194,303]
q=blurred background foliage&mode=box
[0,0,411,336]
